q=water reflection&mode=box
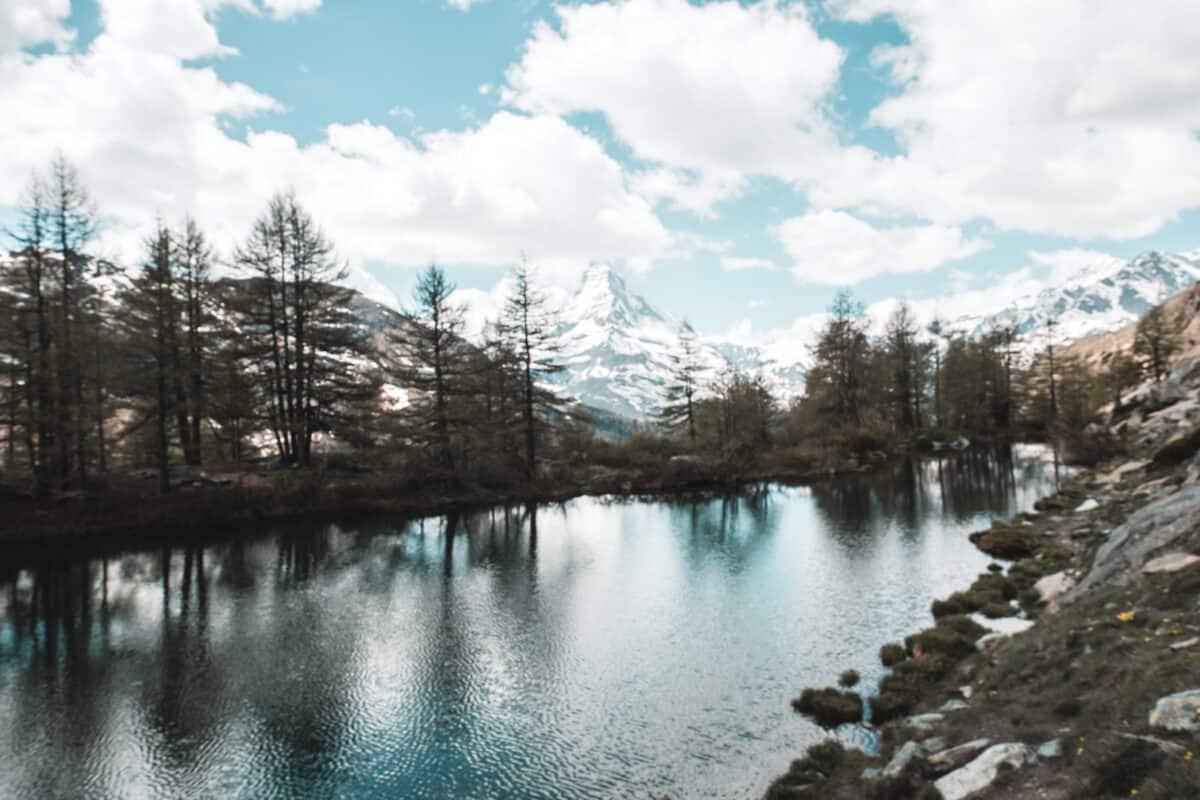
[0,446,1067,799]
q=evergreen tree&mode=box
[1133,304,1180,383]
[807,290,870,426]
[660,321,703,443]
[500,260,564,481]
[385,265,467,471]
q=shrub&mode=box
[792,687,865,727]
[880,643,907,667]
[839,669,861,688]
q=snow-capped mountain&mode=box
[949,250,1200,349]
[551,264,804,419]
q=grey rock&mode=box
[934,743,1037,800]
[1037,739,1061,759]
[1149,689,1200,732]
[1170,637,1199,651]
[903,712,944,731]
[922,737,948,756]
[1034,570,1075,610]
[926,738,992,774]
[1075,498,1100,512]
[1143,552,1200,574]
[940,699,969,712]
[882,740,922,778]
[1063,485,1200,603]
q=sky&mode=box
[3,0,1200,355]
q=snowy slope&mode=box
[550,264,804,419]
[949,250,1200,350]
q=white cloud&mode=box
[387,105,415,120]
[819,0,1200,239]
[0,1,673,306]
[1026,247,1124,284]
[0,0,72,54]
[720,256,778,272]
[260,0,321,19]
[444,0,484,11]
[771,210,987,285]
[505,0,844,216]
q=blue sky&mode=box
[4,0,1200,350]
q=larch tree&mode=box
[233,191,374,466]
[386,265,467,471]
[660,321,703,443]
[1133,304,1180,383]
[500,260,564,481]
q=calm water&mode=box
[0,446,1065,799]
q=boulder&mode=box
[1034,570,1075,609]
[1062,485,1200,602]
[926,738,992,774]
[1095,459,1148,486]
[1142,552,1200,574]
[1075,498,1100,512]
[1149,689,1200,732]
[1037,739,1061,759]
[902,712,944,732]
[882,740,922,779]
[934,743,1037,800]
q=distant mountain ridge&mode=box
[947,250,1200,348]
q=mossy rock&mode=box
[792,687,864,728]
[870,691,912,724]
[970,526,1040,559]
[906,616,986,660]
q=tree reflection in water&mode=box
[0,445,1069,800]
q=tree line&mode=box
[2,157,1184,497]
[656,289,1181,464]
[0,157,568,496]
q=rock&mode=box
[1034,570,1076,610]
[940,699,969,712]
[1075,498,1100,512]
[1037,739,1061,759]
[922,737,948,756]
[903,712,944,732]
[1151,423,1200,466]
[1142,552,1200,574]
[1149,689,1200,732]
[934,743,1037,800]
[1063,485,1200,603]
[926,738,992,774]
[1096,459,1149,486]
[976,632,1007,651]
[1170,637,1199,651]
[1117,733,1188,756]
[1133,476,1178,497]
[882,740,922,778]
[959,685,973,700]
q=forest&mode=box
[0,156,1182,507]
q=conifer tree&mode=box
[661,321,703,443]
[1133,304,1180,383]
[500,260,564,481]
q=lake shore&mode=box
[767,389,1200,798]
[0,459,854,552]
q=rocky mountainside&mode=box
[549,264,805,419]
[950,250,1200,349]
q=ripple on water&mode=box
[0,447,1068,799]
